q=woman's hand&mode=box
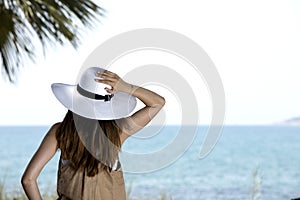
[97,70,165,143]
[96,70,131,94]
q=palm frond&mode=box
[0,0,105,82]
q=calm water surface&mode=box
[0,125,299,199]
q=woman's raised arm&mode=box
[97,70,165,142]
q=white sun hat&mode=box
[51,67,137,120]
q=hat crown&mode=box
[78,67,110,96]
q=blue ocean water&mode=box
[0,125,299,199]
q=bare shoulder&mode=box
[46,122,61,137]
[115,116,144,144]
[52,122,61,129]
[115,118,128,130]
[115,118,131,143]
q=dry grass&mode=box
[250,167,262,200]
[0,168,264,200]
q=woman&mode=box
[21,67,165,200]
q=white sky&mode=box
[0,0,300,125]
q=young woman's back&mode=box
[56,111,125,199]
[57,159,125,200]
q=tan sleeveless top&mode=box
[57,157,126,200]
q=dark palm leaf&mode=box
[0,0,105,82]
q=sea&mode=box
[0,125,299,200]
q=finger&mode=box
[96,79,114,86]
[97,74,116,81]
[96,72,118,80]
[103,70,116,76]
[97,70,116,77]
[97,73,116,81]
[96,71,109,77]
[105,88,114,94]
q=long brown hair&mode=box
[56,110,122,176]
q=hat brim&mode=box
[52,83,137,120]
